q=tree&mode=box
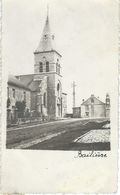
[15,100,26,118]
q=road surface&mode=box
[6,118,110,150]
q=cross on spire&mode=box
[35,4,60,54]
[47,4,49,17]
[46,4,49,23]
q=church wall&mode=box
[34,52,56,73]
[34,49,62,119]
[39,76,48,117]
[55,73,62,118]
[47,73,56,119]
[31,92,37,112]
[62,93,67,117]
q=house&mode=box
[81,94,110,118]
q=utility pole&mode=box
[72,81,76,108]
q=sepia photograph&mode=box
[5,0,112,151]
[1,0,118,193]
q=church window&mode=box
[56,59,60,75]
[12,89,15,98]
[57,82,60,97]
[39,62,43,72]
[56,63,58,73]
[7,87,9,97]
[57,83,60,91]
[43,92,47,107]
[46,61,49,72]
[58,64,60,75]
[23,91,26,101]
[56,59,59,74]
[44,34,47,39]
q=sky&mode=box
[3,0,118,112]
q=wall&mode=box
[34,50,62,119]
[34,51,61,74]
[81,104,106,118]
[73,107,81,118]
[55,73,62,118]
[8,84,31,110]
[62,93,67,117]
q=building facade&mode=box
[81,94,110,118]
[73,107,81,118]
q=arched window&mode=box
[43,92,46,107]
[23,91,26,101]
[56,59,60,75]
[56,59,59,73]
[58,64,60,75]
[56,63,58,73]
[57,82,61,97]
[39,62,43,72]
[46,61,49,72]
[57,83,60,91]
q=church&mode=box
[7,10,67,122]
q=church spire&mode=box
[35,6,57,53]
[46,4,49,22]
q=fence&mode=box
[7,110,49,126]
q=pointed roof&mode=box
[35,9,58,54]
[81,95,105,105]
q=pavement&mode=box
[6,118,110,151]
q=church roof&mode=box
[8,74,31,91]
[35,11,60,55]
[28,80,42,92]
[16,74,44,92]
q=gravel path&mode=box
[76,129,110,143]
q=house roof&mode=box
[8,75,31,91]
[81,95,105,105]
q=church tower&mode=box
[34,9,62,119]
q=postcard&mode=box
[0,0,118,193]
